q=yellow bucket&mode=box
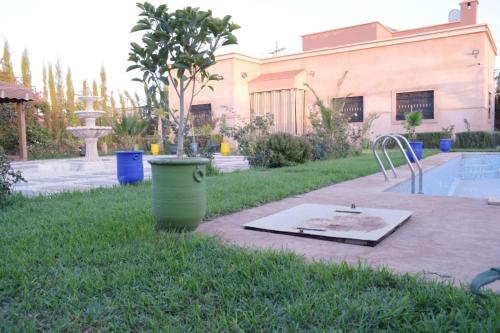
[151,143,160,155]
[221,142,230,156]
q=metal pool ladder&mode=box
[372,134,423,194]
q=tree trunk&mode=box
[157,116,163,152]
[176,77,185,159]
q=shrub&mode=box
[305,80,351,159]
[404,132,447,148]
[229,113,274,158]
[305,133,326,161]
[0,149,25,204]
[264,133,312,168]
[455,131,500,149]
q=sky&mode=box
[1,0,499,104]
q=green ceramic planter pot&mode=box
[148,157,210,231]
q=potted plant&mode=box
[151,107,166,155]
[218,114,231,156]
[113,114,148,185]
[404,110,423,162]
[128,2,239,230]
[440,125,454,152]
[166,129,177,155]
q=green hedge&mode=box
[385,132,449,148]
[455,131,500,149]
[406,132,449,148]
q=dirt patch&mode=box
[305,215,386,232]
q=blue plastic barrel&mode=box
[116,151,144,185]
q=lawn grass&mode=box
[1,150,499,331]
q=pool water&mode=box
[387,154,500,198]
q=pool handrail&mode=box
[372,134,423,194]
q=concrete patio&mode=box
[197,152,500,291]
[12,154,248,196]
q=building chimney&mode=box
[459,0,478,25]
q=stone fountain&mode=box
[67,96,112,162]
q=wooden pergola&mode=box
[0,81,40,161]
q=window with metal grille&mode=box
[190,104,212,127]
[341,96,363,122]
[396,90,434,120]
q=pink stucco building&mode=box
[176,0,497,139]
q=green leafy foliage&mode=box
[228,113,274,160]
[304,72,353,159]
[455,131,500,149]
[128,2,239,158]
[404,111,423,140]
[265,133,312,168]
[349,113,379,154]
[0,149,24,204]
[113,115,149,150]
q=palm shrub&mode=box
[404,111,423,140]
[113,115,148,150]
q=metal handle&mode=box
[193,167,204,183]
[372,133,423,194]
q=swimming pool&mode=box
[387,153,500,198]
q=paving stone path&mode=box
[12,154,248,196]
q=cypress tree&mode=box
[92,80,99,110]
[100,66,108,115]
[47,64,59,139]
[54,61,66,146]
[110,91,118,121]
[119,92,127,116]
[124,90,137,115]
[42,65,51,131]
[20,49,32,87]
[0,41,15,83]
[66,67,77,125]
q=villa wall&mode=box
[170,25,496,141]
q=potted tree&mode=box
[113,114,148,184]
[404,111,423,162]
[440,125,454,152]
[127,2,239,230]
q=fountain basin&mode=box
[67,126,112,139]
[74,110,107,119]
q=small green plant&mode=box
[246,133,312,168]
[349,113,379,154]
[229,113,274,159]
[304,71,351,158]
[113,115,148,150]
[0,150,25,204]
[266,133,312,168]
[442,125,455,139]
[404,111,423,140]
